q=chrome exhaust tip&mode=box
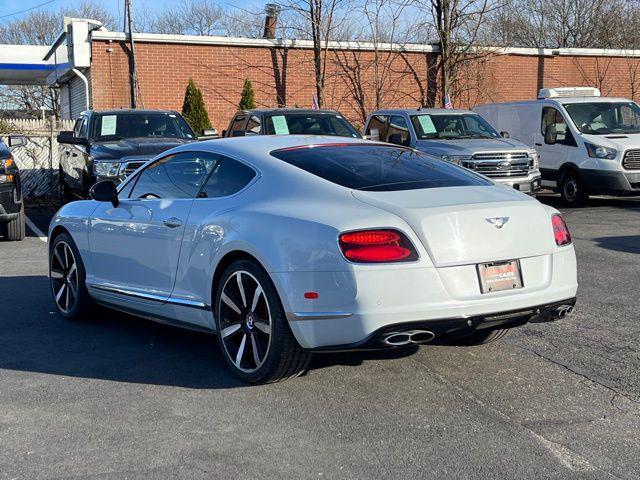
[555,305,574,320]
[407,330,435,344]
[382,332,412,346]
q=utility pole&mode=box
[125,0,138,108]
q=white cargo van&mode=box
[475,87,640,206]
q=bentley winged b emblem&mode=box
[485,216,510,229]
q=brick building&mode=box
[35,19,640,130]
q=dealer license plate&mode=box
[477,260,523,293]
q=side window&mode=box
[73,117,87,138]
[365,115,388,141]
[245,115,261,134]
[129,152,216,199]
[228,116,246,137]
[386,115,411,145]
[541,107,575,146]
[199,156,256,198]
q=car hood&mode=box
[90,137,194,161]
[414,138,531,157]
[581,132,640,150]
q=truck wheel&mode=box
[4,204,25,241]
[560,171,588,207]
[214,259,311,384]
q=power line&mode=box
[0,0,58,20]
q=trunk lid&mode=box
[352,186,555,267]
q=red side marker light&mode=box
[304,292,319,299]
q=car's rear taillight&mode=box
[339,229,418,263]
[552,214,571,246]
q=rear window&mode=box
[264,113,361,138]
[270,144,491,191]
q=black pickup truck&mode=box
[0,136,26,241]
[58,109,199,200]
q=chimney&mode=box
[263,4,279,39]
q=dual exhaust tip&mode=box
[382,329,435,347]
[555,304,574,320]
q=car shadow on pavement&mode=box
[594,235,640,254]
[1,275,420,387]
[0,275,248,389]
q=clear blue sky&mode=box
[0,0,262,25]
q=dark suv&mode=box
[0,136,26,241]
[57,109,198,200]
[223,109,361,138]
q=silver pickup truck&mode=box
[364,108,542,194]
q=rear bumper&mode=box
[277,247,577,349]
[309,298,577,352]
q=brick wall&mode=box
[90,39,640,131]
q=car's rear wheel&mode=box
[214,259,311,384]
[560,171,588,207]
[448,328,510,346]
[49,232,93,320]
[3,204,25,241]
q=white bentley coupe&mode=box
[49,136,577,383]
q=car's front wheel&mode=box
[2,204,25,241]
[214,260,311,384]
[49,232,93,319]
[560,171,588,207]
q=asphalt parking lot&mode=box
[1,194,639,479]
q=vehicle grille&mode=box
[622,150,640,170]
[462,152,532,178]
[121,160,147,176]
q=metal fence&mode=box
[1,118,75,203]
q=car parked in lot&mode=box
[0,136,27,241]
[364,109,542,194]
[475,87,640,206]
[57,109,198,200]
[223,109,361,138]
[48,136,577,383]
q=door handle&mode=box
[163,217,182,228]
[535,143,542,146]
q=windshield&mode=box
[410,114,500,140]
[264,113,361,138]
[270,144,491,191]
[564,102,640,135]
[92,112,195,141]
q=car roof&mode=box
[81,109,180,116]
[371,108,473,115]
[238,108,342,115]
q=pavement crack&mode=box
[520,346,640,410]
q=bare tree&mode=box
[276,0,352,108]
[416,0,504,108]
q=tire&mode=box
[214,259,311,384]
[49,232,94,320]
[4,204,25,241]
[447,328,510,346]
[560,170,588,207]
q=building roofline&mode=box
[91,30,640,57]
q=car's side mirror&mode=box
[89,180,119,207]
[544,125,557,145]
[500,131,510,138]
[221,129,227,137]
[388,133,405,145]
[57,131,87,146]
[8,135,27,148]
